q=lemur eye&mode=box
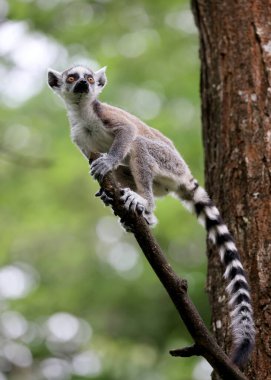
[87,76,95,84]
[67,76,75,83]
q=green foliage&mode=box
[0,1,211,379]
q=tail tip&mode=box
[231,337,254,368]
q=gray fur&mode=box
[48,65,255,367]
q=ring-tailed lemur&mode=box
[48,65,255,367]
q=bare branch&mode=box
[89,152,248,380]
[170,344,202,357]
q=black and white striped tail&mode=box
[183,185,255,367]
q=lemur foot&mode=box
[120,188,146,213]
[95,188,113,206]
[119,188,157,227]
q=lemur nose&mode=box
[73,79,89,94]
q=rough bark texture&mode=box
[192,1,271,379]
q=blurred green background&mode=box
[0,0,212,379]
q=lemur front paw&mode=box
[119,188,157,227]
[90,154,114,180]
[95,188,113,206]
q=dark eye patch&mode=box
[67,73,79,81]
[85,74,95,84]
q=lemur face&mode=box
[63,66,95,94]
[48,65,107,100]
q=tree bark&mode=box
[192,1,271,379]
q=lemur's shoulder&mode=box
[93,100,175,149]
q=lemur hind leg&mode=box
[121,137,157,226]
[114,166,143,232]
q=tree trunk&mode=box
[192,1,271,379]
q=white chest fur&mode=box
[66,101,113,158]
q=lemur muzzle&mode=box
[73,80,89,94]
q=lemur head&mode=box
[47,65,107,102]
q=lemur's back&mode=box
[94,101,176,150]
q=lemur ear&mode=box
[95,66,107,88]
[48,68,62,90]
